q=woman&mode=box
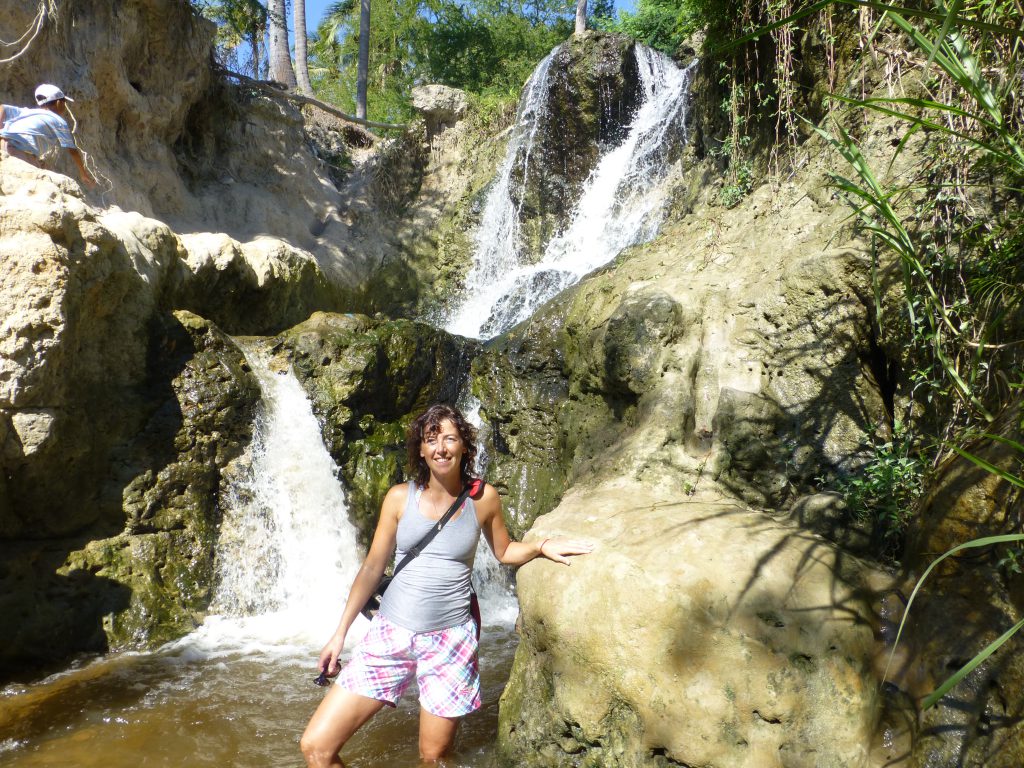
[301,404,592,766]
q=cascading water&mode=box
[0,345,519,768]
[186,344,516,651]
[444,46,697,340]
[460,395,518,622]
[2,41,690,768]
[182,342,364,652]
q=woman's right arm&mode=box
[317,483,406,675]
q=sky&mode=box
[301,0,638,33]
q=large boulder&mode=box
[411,84,469,137]
[0,311,259,675]
[500,481,880,768]
[476,147,897,765]
[0,174,178,538]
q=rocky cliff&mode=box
[1,2,1021,766]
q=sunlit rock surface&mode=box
[484,146,895,766]
[504,480,879,768]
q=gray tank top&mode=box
[378,481,481,632]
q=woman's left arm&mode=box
[478,483,593,566]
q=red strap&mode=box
[469,478,484,496]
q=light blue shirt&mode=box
[1,105,77,158]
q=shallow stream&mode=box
[0,622,517,767]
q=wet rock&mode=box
[473,303,572,537]
[0,311,259,674]
[280,312,479,545]
[511,34,644,262]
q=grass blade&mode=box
[922,616,1024,709]
[884,534,1024,685]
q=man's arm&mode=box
[67,147,96,188]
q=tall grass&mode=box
[735,0,1024,708]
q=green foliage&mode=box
[416,3,570,95]
[193,0,268,76]
[308,0,577,124]
[813,4,1024,433]
[787,0,1024,713]
[612,0,701,53]
[886,531,1024,710]
[710,133,755,205]
[835,421,924,550]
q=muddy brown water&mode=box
[0,625,518,767]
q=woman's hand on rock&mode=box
[538,537,595,565]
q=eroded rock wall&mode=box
[472,106,898,766]
[0,155,326,673]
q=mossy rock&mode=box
[510,33,643,264]
[281,312,479,546]
[472,304,574,538]
[51,310,260,652]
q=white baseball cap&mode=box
[34,84,74,105]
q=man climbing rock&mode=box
[1,83,96,188]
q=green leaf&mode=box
[884,534,1024,685]
[922,617,1024,709]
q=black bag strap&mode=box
[391,480,477,580]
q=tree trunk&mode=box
[293,0,313,95]
[268,0,297,88]
[355,0,370,119]
[249,29,264,80]
[575,0,587,34]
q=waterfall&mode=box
[177,343,363,653]
[444,46,697,340]
[177,345,515,657]
[461,394,519,625]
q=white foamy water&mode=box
[170,349,518,660]
[461,394,519,626]
[172,343,365,655]
[444,46,697,340]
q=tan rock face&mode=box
[0,164,333,536]
[0,153,335,673]
[485,152,900,765]
[503,482,879,768]
[0,173,176,536]
[0,0,388,306]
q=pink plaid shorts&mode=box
[337,613,482,717]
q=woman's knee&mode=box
[418,713,459,762]
[299,729,334,767]
[418,742,451,762]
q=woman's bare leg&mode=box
[418,708,460,762]
[301,686,386,767]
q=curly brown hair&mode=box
[406,403,478,488]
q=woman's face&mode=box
[420,419,465,479]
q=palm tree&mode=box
[355,0,370,119]
[268,0,297,87]
[294,0,314,94]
